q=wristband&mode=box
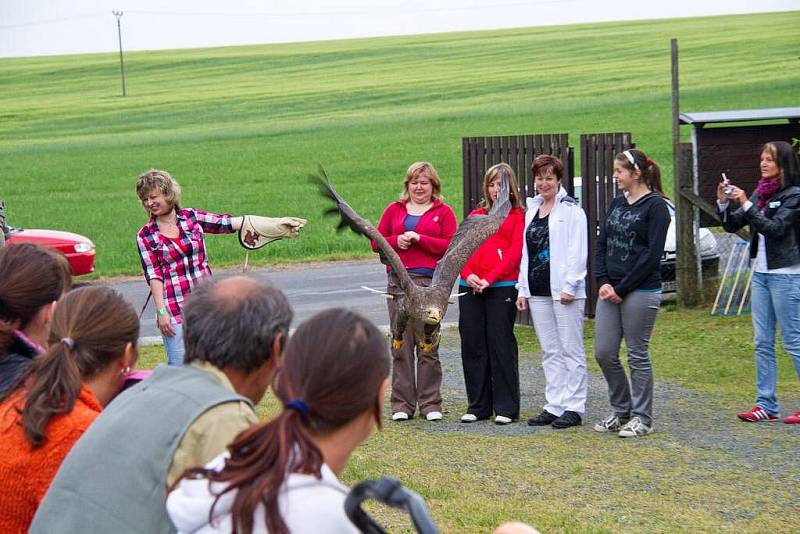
[156,307,168,316]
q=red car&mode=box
[5,226,96,276]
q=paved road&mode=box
[105,231,745,344]
[110,260,460,343]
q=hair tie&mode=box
[646,158,654,167]
[285,399,310,419]
[61,337,74,350]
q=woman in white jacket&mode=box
[516,155,588,429]
[166,308,390,534]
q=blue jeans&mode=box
[161,319,185,366]
[751,272,800,415]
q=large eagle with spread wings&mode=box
[316,167,511,352]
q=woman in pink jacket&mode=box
[372,162,457,422]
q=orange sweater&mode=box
[0,383,102,533]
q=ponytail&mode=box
[21,340,82,448]
[644,160,667,198]
[186,407,323,534]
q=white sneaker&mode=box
[494,415,513,425]
[618,416,653,437]
[425,411,443,421]
[460,413,478,423]
[392,412,409,421]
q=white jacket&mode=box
[166,453,358,534]
[517,186,588,300]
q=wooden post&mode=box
[672,39,701,307]
[0,199,5,249]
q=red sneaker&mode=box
[783,411,800,424]
[737,407,778,422]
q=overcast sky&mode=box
[1,0,797,58]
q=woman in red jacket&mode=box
[373,162,457,422]
[458,163,525,424]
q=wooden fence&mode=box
[461,131,632,320]
[461,134,573,218]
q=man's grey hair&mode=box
[182,277,293,373]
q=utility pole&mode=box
[113,11,126,96]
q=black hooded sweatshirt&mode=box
[594,192,670,298]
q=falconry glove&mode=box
[239,215,307,250]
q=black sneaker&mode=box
[527,410,558,426]
[551,411,582,429]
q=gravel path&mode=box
[393,329,800,472]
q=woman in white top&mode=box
[167,308,390,534]
[718,141,800,425]
[516,155,588,429]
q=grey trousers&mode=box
[594,291,661,425]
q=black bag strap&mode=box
[344,477,439,534]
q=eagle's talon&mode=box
[420,341,435,352]
[391,339,404,350]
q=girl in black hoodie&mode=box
[593,149,670,438]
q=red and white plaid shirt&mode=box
[136,208,233,323]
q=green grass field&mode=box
[1,11,799,276]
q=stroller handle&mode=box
[344,477,440,534]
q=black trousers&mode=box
[458,285,520,419]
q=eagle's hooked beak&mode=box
[423,308,441,325]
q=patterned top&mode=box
[136,208,233,322]
[526,212,550,297]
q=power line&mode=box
[0,1,574,30]
[0,13,102,30]
[126,1,573,18]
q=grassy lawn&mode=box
[2,11,799,276]
[138,306,799,533]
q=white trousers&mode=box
[529,297,588,416]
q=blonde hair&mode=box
[400,162,442,201]
[478,163,522,209]
[135,169,182,212]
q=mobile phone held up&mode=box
[721,172,734,197]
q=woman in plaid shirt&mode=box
[135,169,305,365]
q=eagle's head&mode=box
[422,306,442,325]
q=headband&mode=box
[623,150,640,171]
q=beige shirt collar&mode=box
[189,360,237,394]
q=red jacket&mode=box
[371,199,457,271]
[460,207,524,285]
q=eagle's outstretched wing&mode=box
[313,166,414,291]
[430,171,512,291]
